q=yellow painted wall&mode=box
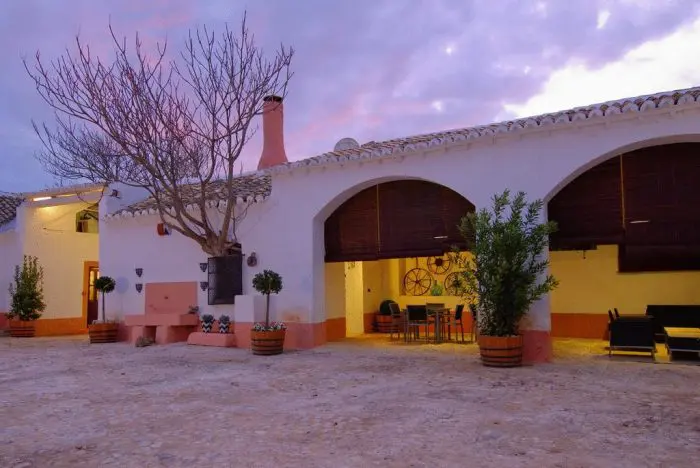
[324,262,346,320]
[344,262,365,336]
[550,245,700,315]
[395,255,469,308]
[0,231,21,312]
[21,203,99,320]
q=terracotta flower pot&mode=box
[478,335,524,367]
[250,329,286,355]
[88,322,119,344]
[9,320,36,338]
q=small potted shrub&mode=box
[457,190,559,367]
[200,314,215,333]
[218,315,231,334]
[251,269,286,355]
[88,276,118,343]
[7,255,46,337]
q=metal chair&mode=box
[388,302,405,341]
[406,305,430,342]
[444,304,466,343]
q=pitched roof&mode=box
[0,194,23,227]
[108,173,271,218]
[266,85,700,174]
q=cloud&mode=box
[1,0,699,191]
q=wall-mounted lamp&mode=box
[200,281,209,292]
[135,283,143,293]
[199,262,208,272]
[157,223,171,236]
[246,252,258,267]
[135,267,143,277]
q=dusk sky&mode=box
[2,0,700,193]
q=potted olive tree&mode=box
[88,276,118,343]
[7,255,46,337]
[457,190,559,367]
[251,269,286,355]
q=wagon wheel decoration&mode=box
[403,268,433,296]
[444,271,465,296]
[426,255,452,275]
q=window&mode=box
[76,205,99,234]
[207,253,243,305]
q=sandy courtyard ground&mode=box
[1,335,699,468]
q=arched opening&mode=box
[321,179,475,340]
[547,142,700,340]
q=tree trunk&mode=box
[101,291,106,322]
[265,293,270,328]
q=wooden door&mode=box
[86,266,99,324]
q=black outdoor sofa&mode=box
[608,311,656,359]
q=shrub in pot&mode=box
[218,314,231,334]
[456,190,559,367]
[201,314,215,333]
[88,276,118,343]
[251,270,286,355]
[7,255,46,338]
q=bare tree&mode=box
[25,12,293,256]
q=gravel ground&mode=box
[1,335,699,468]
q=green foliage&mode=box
[94,276,116,323]
[252,270,283,328]
[429,282,444,296]
[7,255,46,321]
[94,276,116,293]
[201,314,215,323]
[455,190,559,337]
[252,270,283,296]
[218,314,231,325]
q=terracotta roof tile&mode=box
[267,85,700,174]
[0,194,23,227]
[110,173,271,218]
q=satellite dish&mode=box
[334,137,360,151]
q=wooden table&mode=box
[664,327,700,360]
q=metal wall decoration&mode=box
[135,267,143,277]
[403,268,433,296]
[135,283,143,293]
[246,252,258,267]
[426,256,452,275]
[200,281,209,292]
[443,271,463,296]
[199,262,208,272]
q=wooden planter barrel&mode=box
[251,330,286,355]
[478,335,524,368]
[375,314,397,333]
[9,320,36,338]
[88,323,119,344]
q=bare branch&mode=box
[25,11,293,256]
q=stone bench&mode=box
[124,313,199,344]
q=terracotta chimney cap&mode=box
[258,95,288,170]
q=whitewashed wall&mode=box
[100,105,700,334]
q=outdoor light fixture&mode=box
[135,283,143,293]
[200,281,209,291]
[629,220,650,224]
[199,262,208,272]
[32,196,52,202]
[434,235,448,240]
[135,267,143,277]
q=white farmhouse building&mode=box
[3,85,700,363]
